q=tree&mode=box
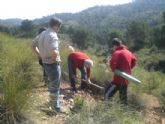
[69,26,96,49]
[21,20,33,32]
[107,29,123,48]
[163,12,165,23]
[153,12,165,48]
[153,25,165,48]
[126,21,149,51]
[21,20,33,37]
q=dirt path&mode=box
[25,80,165,124]
[25,81,95,124]
[144,94,165,124]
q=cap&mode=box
[84,59,94,67]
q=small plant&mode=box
[67,100,145,124]
[74,96,85,110]
[161,90,165,111]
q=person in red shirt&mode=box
[105,38,136,104]
[68,51,93,92]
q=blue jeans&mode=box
[68,58,87,91]
[44,63,61,109]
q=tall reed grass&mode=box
[0,33,36,124]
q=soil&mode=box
[143,93,165,124]
[25,81,95,124]
[24,81,165,124]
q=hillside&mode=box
[34,0,165,30]
[63,1,163,29]
[0,18,22,27]
[0,0,165,30]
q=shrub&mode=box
[73,96,85,110]
[66,100,145,124]
[0,33,36,123]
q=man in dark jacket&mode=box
[105,38,136,104]
[68,51,93,92]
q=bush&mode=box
[0,33,36,123]
[91,63,112,87]
[73,96,85,110]
[66,100,145,124]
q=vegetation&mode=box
[0,0,165,123]
[0,33,36,123]
[67,99,145,124]
[0,28,165,123]
[20,20,34,37]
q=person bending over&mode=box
[68,51,93,93]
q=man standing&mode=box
[105,38,136,104]
[68,51,93,93]
[32,17,62,112]
[37,27,49,86]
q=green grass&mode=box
[67,99,145,124]
[0,33,37,123]
[0,32,165,123]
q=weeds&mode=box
[73,96,85,110]
[67,100,145,124]
[0,33,36,124]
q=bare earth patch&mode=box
[143,93,165,124]
[24,81,165,124]
[25,81,95,124]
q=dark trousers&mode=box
[68,58,87,91]
[39,59,49,84]
[105,82,128,105]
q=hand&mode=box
[72,75,78,79]
[74,75,78,78]
[51,53,57,61]
[51,50,58,61]
[87,79,92,84]
[106,56,111,66]
[38,54,42,59]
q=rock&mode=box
[69,98,74,103]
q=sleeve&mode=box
[32,35,39,47]
[110,53,119,71]
[86,68,90,78]
[49,33,59,50]
[131,54,137,69]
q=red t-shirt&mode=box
[109,46,136,85]
[68,52,91,78]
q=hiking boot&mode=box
[55,107,61,112]
[80,81,86,90]
[71,87,77,93]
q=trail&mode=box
[25,81,95,124]
[24,78,165,124]
[144,94,165,124]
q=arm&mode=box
[86,68,92,83]
[110,53,119,71]
[49,33,59,61]
[32,46,41,59]
[86,68,90,79]
[32,36,41,59]
[51,50,59,61]
[131,54,137,69]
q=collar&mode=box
[115,45,127,51]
